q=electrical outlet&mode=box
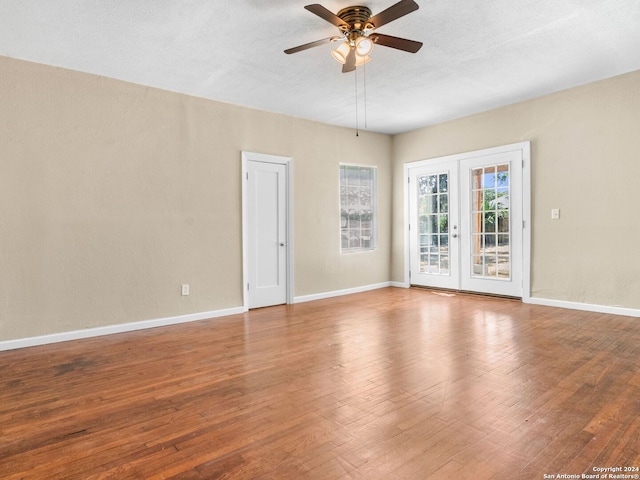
[181,284,190,296]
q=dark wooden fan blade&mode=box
[368,0,419,29]
[284,36,339,54]
[304,4,348,28]
[370,33,422,53]
[342,48,356,73]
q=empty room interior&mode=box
[1,1,640,479]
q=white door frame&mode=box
[403,142,531,300]
[241,151,294,311]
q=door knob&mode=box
[280,242,287,246]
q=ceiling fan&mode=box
[284,0,423,73]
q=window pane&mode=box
[497,256,510,278]
[348,209,360,228]
[440,256,449,274]
[484,234,496,252]
[496,188,509,209]
[428,215,437,234]
[471,255,484,276]
[484,212,496,233]
[439,194,448,213]
[497,164,509,186]
[498,234,510,247]
[485,255,498,277]
[472,189,482,212]
[439,214,448,233]
[498,211,509,232]
[471,168,483,191]
[483,166,496,188]
[439,174,448,193]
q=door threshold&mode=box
[410,285,521,301]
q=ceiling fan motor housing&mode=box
[336,6,373,32]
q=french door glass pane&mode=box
[470,164,511,279]
[417,173,449,275]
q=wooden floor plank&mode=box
[1,287,640,479]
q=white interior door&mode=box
[247,160,288,308]
[408,144,526,298]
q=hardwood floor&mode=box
[1,287,639,479]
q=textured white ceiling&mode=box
[1,0,640,134]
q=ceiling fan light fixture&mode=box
[331,42,351,64]
[355,36,374,56]
[355,54,371,66]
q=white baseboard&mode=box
[5,289,636,352]
[294,282,394,304]
[0,306,245,352]
[2,283,397,351]
[524,296,640,318]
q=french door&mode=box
[408,144,526,298]
[409,161,460,290]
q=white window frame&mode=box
[339,164,377,253]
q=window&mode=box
[340,164,377,252]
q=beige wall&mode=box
[2,54,639,343]
[0,57,391,341]
[392,70,640,309]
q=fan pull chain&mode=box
[354,66,359,137]
[353,63,367,136]
[363,61,367,130]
